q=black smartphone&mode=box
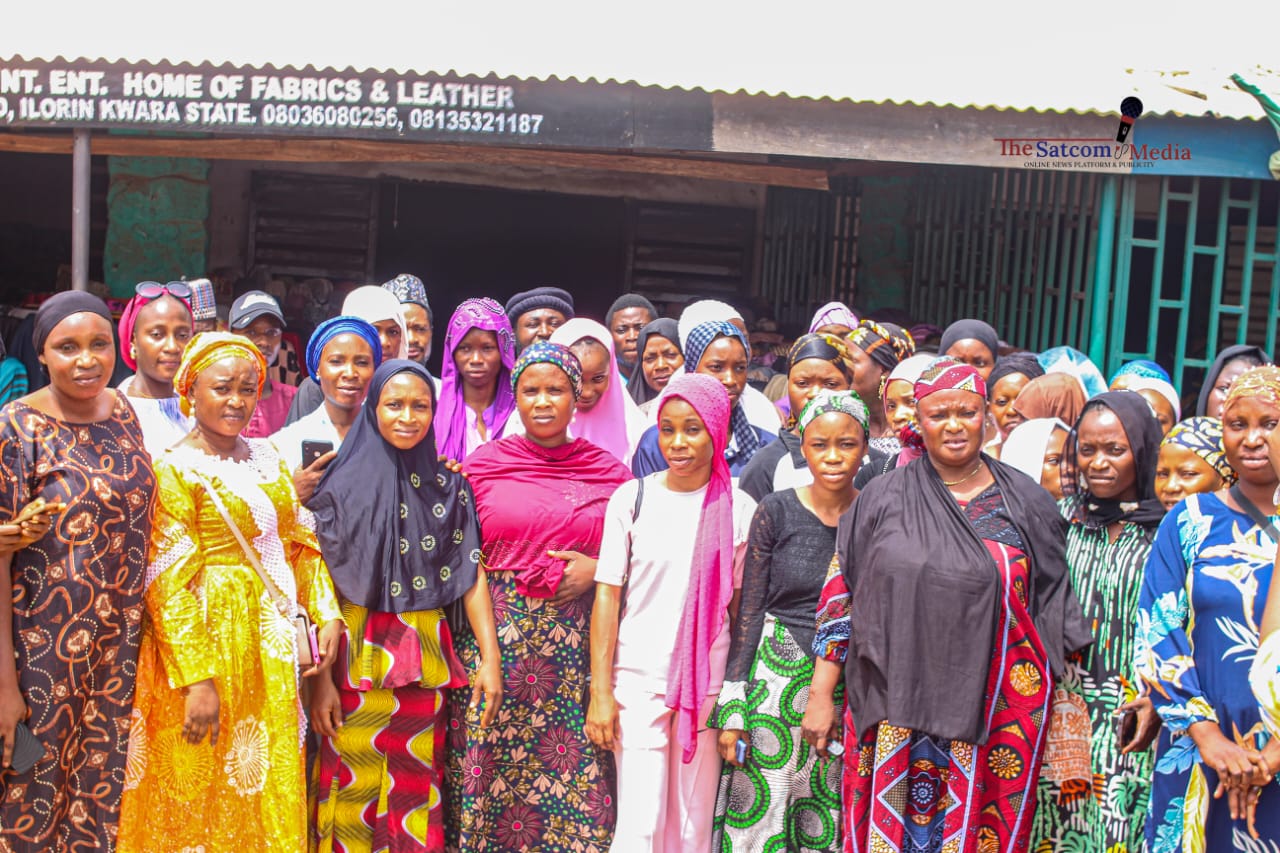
[1115,708,1138,750]
[4,722,43,775]
[301,440,334,469]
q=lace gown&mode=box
[116,440,341,853]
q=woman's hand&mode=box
[718,729,748,767]
[303,619,345,677]
[310,674,344,739]
[585,688,621,751]
[470,657,503,728]
[1118,696,1161,754]
[0,682,30,769]
[438,455,467,477]
[292,450,337,506]
[1239,739,1280,839]
[0,509,56,554]
[1191,721,1267,809]
[182,679,220,746]
[548,550,597,605]
[801,690,840,758]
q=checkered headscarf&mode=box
[187,278,217,322]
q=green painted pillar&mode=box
[1088,175,1118,368]
[103,156,209,297]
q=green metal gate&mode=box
[907,167,1104,354]
[759,178,859,330]
[905,167,1280,400]
[1101,175,1280,395]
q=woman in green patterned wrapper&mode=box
[710,390,868,852]
[1030,391,1167,853]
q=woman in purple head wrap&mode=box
[436,298,518,461]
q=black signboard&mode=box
[0,57,714,150]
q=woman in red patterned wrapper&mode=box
[802,356,1090,853]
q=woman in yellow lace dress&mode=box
[117,333,345,853]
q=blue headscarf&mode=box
[1109,359,1171,386]
[305,316,383,379]
[510,340,583,399]
[681,320,759,464]
[1038,346,1108,399]
[684,320,751,369]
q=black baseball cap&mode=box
[229,291,285,330]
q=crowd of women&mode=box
[0,274,1278,853]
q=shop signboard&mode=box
[0,57,712,150]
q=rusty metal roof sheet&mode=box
[4,3,1277,121]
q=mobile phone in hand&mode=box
[13,497,67,525]
[735,738,749,764]
[301,441,334,469]
[4,722,43,774]
[1115,708,1138,750]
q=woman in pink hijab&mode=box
[586,373,757,851]
[549,318,648,465]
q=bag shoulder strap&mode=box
[622,476,646,589]
[1229,484,1280,543]
[632,475,645,523]
[193,471,295,617]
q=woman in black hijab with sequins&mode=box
[308,359,501,851]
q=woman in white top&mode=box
[116,281,195,457]
[587,373,756,853]
[271,316,381,503]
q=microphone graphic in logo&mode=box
[1116,97,1143,143]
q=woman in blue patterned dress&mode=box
[1135,366,1280,850]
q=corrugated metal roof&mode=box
[5,2,1278,121]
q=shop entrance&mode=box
[373,179,629,326]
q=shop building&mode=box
[1,55,1278,390]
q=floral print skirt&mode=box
[443,571,616,852]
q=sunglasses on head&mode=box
[135,280,193,300]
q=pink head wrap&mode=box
[118,291,193,371]
[549,318,644,465]
[896,356,987,468]
[658,373,735,763]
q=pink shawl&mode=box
[659,373,735,763]
[549,318,645,465]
